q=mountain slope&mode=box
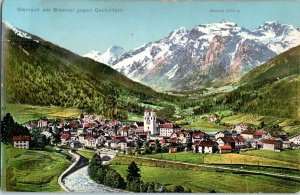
[240,45,300,86]
[2,22,170,118]
[234,45,300,119]
[107,21,300,91]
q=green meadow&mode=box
[4,145,71,192]
[110,164,300,193]
[3,103,81,124]
[143,151,300,169]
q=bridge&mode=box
[97,149,117,164]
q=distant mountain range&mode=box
[3,21,299,122]
[84,21,300,91]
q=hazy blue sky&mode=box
[3,0,300,55]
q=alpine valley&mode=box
[2,19,300,194]
[84,21,300,91]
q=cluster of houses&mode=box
[12,110,300,154]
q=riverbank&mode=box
[58,150,89,191]
[63,166,124,192]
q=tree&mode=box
[90,153,102,167]
[157,105,176,120]
[126,161,141,182]
[1,113,30,144]
[259,121,265,129]
[96,167,107,184]
[88,153,103,181]
[143,141,151,154]
[1,113,15,143]
[172,185,185,192]
[155,139,162,153]
[104,170,126,189]
[51,126,61,145]
[30,128,47,149]
[127,179,142,192]
[195,145,199,153]
[147,182,156,193]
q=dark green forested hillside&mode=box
[3,26,178,118]
[236,45,300,119]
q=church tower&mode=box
[144,110,158,135]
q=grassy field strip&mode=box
[75,149,95,160]
[177,117,227,131]
[4,104,81,124]
[240,150,300,164]
[111,159,300,193]
[5,145,71,191]
[221,113,263,125]
[117,155,300,179]
[143,152,300,170]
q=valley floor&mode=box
[110,157,300,193]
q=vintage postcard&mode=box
[1,0,300,193]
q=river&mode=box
[63,165,125,192]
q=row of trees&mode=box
[88,154,191,192]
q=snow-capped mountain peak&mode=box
[83,50,102,62]
[3,21,33,40]
[83,45,125,65]
[256,21,295,36]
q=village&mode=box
[12,110,300,155]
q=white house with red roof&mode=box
[219,145,232,153]
[192,132,206,142]
[215,130,232,139]
[13,136,31,149]
[216,137,236,149]
[178,132,192,144]
[262,139,283,151]
[193,139,217,153]
[234,136,246,149]
[110,119,119,126]
[60,133,70,145]
[253,130,271,140]
[159,139,170,146]
[241,130,254,140]
[85,135,99,148]
[170,132,180,139]
[288,134,300,146]
[25,122,37,130]
[117,126,130,136]
[159,123,180,137]
[37,118,48,128]
[234,123,248,134]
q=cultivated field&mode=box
[3,104,81,124]
[143,151,300,169]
